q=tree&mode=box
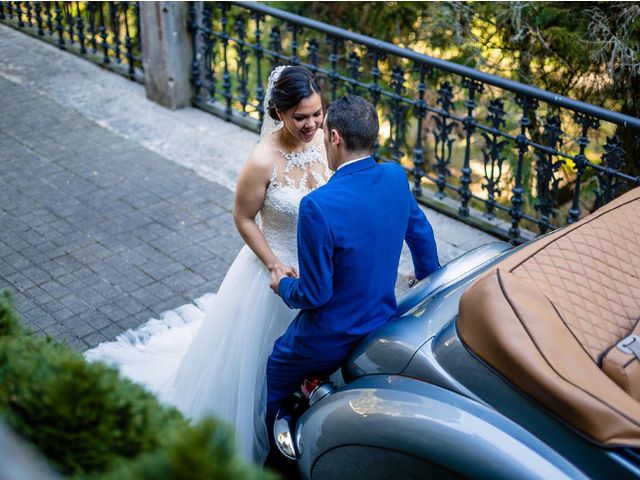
[586,3,640,178]
[271,1,640,186]
[470,2,639,184]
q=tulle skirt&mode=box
[85,245,298,462]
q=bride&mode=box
[85,65,328,463]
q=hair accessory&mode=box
[260,65,291,137]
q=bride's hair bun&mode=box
[267,98,278,121]
[268,66,321,121]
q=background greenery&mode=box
[270,1,639,178]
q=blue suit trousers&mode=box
[265,337,347,448]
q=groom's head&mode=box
[324,95,379,171]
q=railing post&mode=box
[139,1,193,109]
[188,2,207,105]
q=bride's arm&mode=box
[233,149,288,273]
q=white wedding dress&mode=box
[85,144,330,463]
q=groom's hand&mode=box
[269,264,287,294]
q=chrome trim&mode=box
[274,414,297,459]
[296,428,304,457]
[618,335,640,360]
[308,382,336,406]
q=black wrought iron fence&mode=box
[0,1,143,82]
[190,1,640,243]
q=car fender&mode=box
[295,375,587,480]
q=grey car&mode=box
[275,186,640,479]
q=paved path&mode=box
[0,24,498,351]
[0,75,243,350]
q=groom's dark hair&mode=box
[326,95,378,153]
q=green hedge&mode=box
[0,290,275,480]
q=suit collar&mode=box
[330,156,376,180]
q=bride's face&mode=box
[280,93,324,143]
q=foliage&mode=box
[270,1,640,174]
[0,304,184,476]
[0,290,271,480]
[269,2,479,65]
[470,2,639,180]
[0,289,26,337]
[97,418,275,480]
[585,3,640,177]
[274,2,638,106]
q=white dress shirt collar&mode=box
[336,155,370,171]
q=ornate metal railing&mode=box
[0,1,143,82]
[190,1,640,242]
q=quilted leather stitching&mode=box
[511,201,640,361]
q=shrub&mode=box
[0,291,274,480]
[0,289,26,337]
[96,418,275,480]
[0,335,188,475]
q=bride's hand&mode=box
[268,262,297,278]
[288,266,299,279]
[268,261,286,273]
[268,262,298,294]
[269,264,287,294]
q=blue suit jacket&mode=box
[278,157,439,359]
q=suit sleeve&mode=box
[278,196,333,309]
[405,190,439,280]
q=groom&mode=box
[266,95,439,462]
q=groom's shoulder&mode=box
[377,160,406,177]
[376,161,411,190]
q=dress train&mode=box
[85,246,297,462]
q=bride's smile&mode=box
[279,92,323,146]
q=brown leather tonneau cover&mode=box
[458,187,640,447]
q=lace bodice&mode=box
[260,144,330,267]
